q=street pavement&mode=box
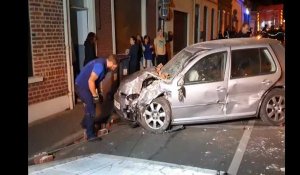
[29,116,285,175]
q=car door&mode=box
[171,49,229,124]
[226,46,282,117]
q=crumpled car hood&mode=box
[118,67,163,95]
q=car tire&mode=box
[140,97,171,134]
[260,88,285,126]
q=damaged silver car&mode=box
[114,38,285,133]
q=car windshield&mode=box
[160,50,193,80]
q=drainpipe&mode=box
[141,0,146,36]
[193,0,195,43]
[63,0,75,109]
[111,0,116,54]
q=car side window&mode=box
[260,48,276,74]
[231,48,260,78]
[184,52,227,84]
[231,48,276,79]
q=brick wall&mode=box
[95,0,113,57]
[28,0,68,105]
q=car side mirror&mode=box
[177,77,184,86]
[178,85,186,102]
[177,77,185,102]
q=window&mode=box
[260,48,276,74]
[231,48,276,79]
[184,52,227,84]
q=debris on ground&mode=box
[165,125,185,133]
[97,128,109,137]
[32,152,54,165]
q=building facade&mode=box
[231,0,248,32]
[28,0,72,123]
[257,4,284,30]
[162,0,218,57]
[28,0,247,123]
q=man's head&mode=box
[157,28,163,37]
[241,23,249,34]
[107,54,118,71]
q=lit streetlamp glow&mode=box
[246,8,249,15]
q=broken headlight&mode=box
[126,94,140,101]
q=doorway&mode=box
[70,7,88,74]
[173,10,188,55]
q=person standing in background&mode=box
[143,35,154,68]
[154,28,167,66]
[83,32,97,66]
[137,34,144,69]
[128,36,139,74]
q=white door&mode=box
[76,10,88,71]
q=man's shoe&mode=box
[87,136,102,142]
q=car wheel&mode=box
[260,88,285,126]
[140,97,171,133]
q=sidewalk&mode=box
[28,103,85,159]
[28,97,117,162]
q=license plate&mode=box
[114,100,120,110]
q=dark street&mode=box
[47,118,285,175]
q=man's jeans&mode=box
[75,84,96,139]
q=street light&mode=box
[158,0,171,37]
[245,8,249,15]
[159,0,170,19]
[245,8,250,24]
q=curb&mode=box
[28,129,84,165]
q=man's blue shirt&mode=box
[75,58,107,90]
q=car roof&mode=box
[185,38,281,54]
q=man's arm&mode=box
[88,63,103,96]
[88,72,99,97]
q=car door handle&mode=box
[216,86,226,92]
[261,79,272,85]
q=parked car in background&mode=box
[114,38,285,133]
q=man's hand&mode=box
[93,95,99,104]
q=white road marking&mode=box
[227,120,255,175]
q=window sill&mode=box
[28,76,44,84]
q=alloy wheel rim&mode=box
[266,95,285,122]
[143,102,166,129]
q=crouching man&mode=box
[75,55,118,141]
